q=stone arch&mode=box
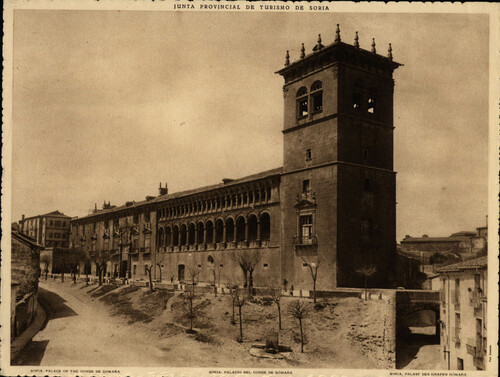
[180,224,187,245]
[172,224,179,246]
[205,220,214,244]
[236,215,246,242]
[165,226,172,246]
[260,212,271,241]
[247,213,258,241]
[157,226,165,247]
[225,217,235,242]
[188,223,196,245]
[196,221,204,244]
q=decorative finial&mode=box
[300,43,305,59]
[387,43,393,60]
[335,24,341,43]
[354,31,359,48]
[313,34,325,52]
[285,50,290,66]
[371,38,376,54]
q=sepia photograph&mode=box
[1,1,498,376]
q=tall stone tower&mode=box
[277,28,402,289]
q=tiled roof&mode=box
[42,210,71,218]
[22,210,71,221]
[401,237,463,243]
[73,167,283,221]
[436,256,487,273]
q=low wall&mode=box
[13,291,37,340]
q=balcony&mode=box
[129,248,139,255]
[469,290,483,309]
[293,235,318,246]
[140,247,151,254]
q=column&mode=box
[244,221,249,242]
[194,227,198,245]
[212,226,216,244]
[222,224,227,243]
[203,225,207,244]
[256,220,261,241]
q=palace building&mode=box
[70,27,402,291]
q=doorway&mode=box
[178,264,185,282]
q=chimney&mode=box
[159,182,168,196]
[21,214,25,221]
[222,178,234,185]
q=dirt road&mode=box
[13,281,168,366]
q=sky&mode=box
[10,8,490,241]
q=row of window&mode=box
[48,220,67,227]
[157,188,273,220]
[296,81,323,118]
[157,213,271,247]
[48,232,66,239]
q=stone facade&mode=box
[19,210,71,248]
[70,31,401,291]
[436,257,487,370]
[11,230,43,339]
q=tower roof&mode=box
[276,30,402,84]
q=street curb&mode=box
[10,297,47,363]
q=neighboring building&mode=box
[70,29,402,290]
[19,210,72,248]
[400,225,488,273]
[436,256,487,371]
[40,247,81,276]
[11,229,43,339]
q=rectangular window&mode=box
[364,179,371,191]
[368,97,376,114]
[353,92,362,109]
[311,92,322,112]
[144,235,151,248]
[455,313,460,341]
[263,263,268,268]
[49,232,53,238]
[133,214,139,224]
[133,265,137,276]
[300,215,313,243]
[302,179,310,193]
[297,98,308,118]
[306,149,312,160]
[454,279,460,305]
[144,212,150,222]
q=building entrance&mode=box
[178,264,185,282]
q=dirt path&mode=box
[14,281,169,366]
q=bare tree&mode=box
[287,300,309,353]
[270,285,283,330]
[231,285,247,342]
[301,256,321,303]
[156,254,165,283]
[233,250,262,295]
[355,265,377,301]
[145,264,155,292]
[90,248,111,287]
[40,253,51,280]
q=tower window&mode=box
[353,92,362,109]
[368,97,376,114]
[364,179,371,191]
[306,149,312,160]
[302,179,310,193]
[311,81,323,112]
[296,87,308,119]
